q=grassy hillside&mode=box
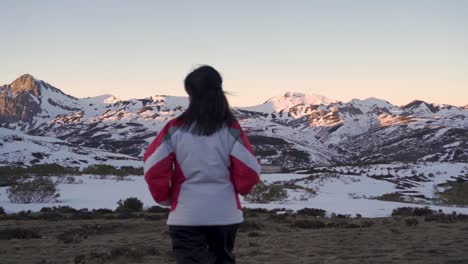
[0,208,467,264]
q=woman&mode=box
[144,65,260,264]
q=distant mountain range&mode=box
[1,74,467,168]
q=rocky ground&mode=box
[0,208,467,264]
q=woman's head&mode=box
[184,65,222,99]
[178,65,236,135]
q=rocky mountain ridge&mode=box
[1,74,467,168]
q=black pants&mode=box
[168,224,239,264]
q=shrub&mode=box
[70,212,96,220]
[116,197,143,212]
[7,177,60,204]
[433,181,468,206]
[292,219,326,229]
[244,180,288,203]
[373,192,406,202]
[326,221,361,229]
[0,207,5,215]
[392,207,435,217]
[93,208,113,214]
[244,208,269,214]
[40,207,53,213]
[405,218,419,226]
[267,213,293,223]
[330,213,351,219]
[0,228,41,240]
[146,205,169,213]
[238,220,264,232]
[296,208,326,217]
[247,231,261,237]
[43,212,66,221]
[82,164,117,175]
[52,206,78,214]
[144,214,162,221]
[0,175,23,187]
[81,165,143,176]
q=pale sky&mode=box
[2,0,467,107]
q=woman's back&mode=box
[143,65,260,264]
[144,118,260,226]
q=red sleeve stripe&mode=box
[144,153,174,203]
[229,121,255,155]
[230,140,261,175]
[144,128,170,162]
[144,140,173,175]
[144,118,182,162]
[238,130,254,155]
[230,155,260,195]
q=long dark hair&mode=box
[177,65,236,136]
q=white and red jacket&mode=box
[144,118,260,226]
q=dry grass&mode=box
[0,211,467,264]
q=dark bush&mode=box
[146,205,169,213]
[424,212,468,223]
[144,214,162,221]
[116,197,144,212]
[326,220,374,229]
[392,207,435,217]
[247,231,261,237]
[0,228,41,240]
[330,213,351,218]
[40,207,53,213]
[247,135,288,145]
[244,208,269,214]
[82,164,118,175]
[296,208,326,217]
[53,206,79,214]
[326,221,361,228]
[0,207,5,215]
[57,228,89,244]
[116,211,137,219]
[244,180,288,203]
[70,212,97,220]
[243,208,269,217]
[93,208,113,214]
[361,220,375,228]
[29,164,79,176]
[238,221,264,232]
[0,174,23,187]
[81,165,143,176]
[3,210,33,220]
[267,213,293,223]
[292,219,326,229]
[42,212,66,221]
[7,177,60,203]
[405,218,419,226]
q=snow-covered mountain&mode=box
[1,74,467,168]
[0,128,140,168]
[243,91,336,114]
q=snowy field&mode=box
[1,163,467,217]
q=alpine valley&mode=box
[1,74,468,216]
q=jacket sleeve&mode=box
[229,122,261,195]
[144,122,174,206]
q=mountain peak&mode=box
[10,74,40,96]
[348,97,395,108]
[402,100,439,113]
[267,91,336,106]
